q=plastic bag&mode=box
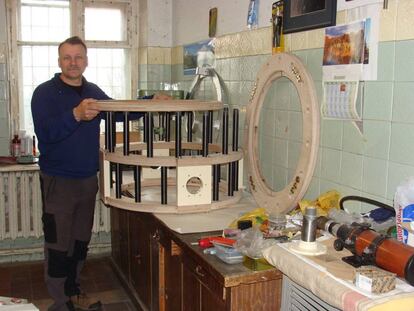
[233,227,276,259]
[394,177,414,246]
[228,207,268,231]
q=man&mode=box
[32,36,110,311]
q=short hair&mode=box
[58,36,87,54]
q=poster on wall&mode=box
[183,40,214,76]
[337,0,382,10]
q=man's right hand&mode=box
[73,98,100,122]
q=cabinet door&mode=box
[129,212,151,309]
[163,240,182,311]
[181,256,226,311]
[110,208,129,277]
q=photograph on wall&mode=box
[183,40,214,75]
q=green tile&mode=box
[306,48,323,82]
[387,161,414,200]
[343,122,364,155]
[340,152,363,189]
[320,148,341,181]
[377,41,395,82]
[287,141,301,170]
[390,122,414,166]
[273,165,288,192]
[362,157,388,197]
[363,81,393,121]
[363,120,391,160]
[304,178,321,201]
[273,138,288,168]
[321,119,343,150]
[395,40,414,82]
[392,82,414,123]
[274,78,291,110]
[288,111,302,142]
[275,110,289,139]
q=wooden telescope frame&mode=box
[97,99,244,214]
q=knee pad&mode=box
[73,240,89,261]
[48,248,68,278]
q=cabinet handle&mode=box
[195,265,205,277]
[152,230,160,241]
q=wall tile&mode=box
[306,49,323,82]
[363,120,391,160]
[273,165,288,192]
[0,63,6,81]
[377,41,395,82]
[321,119,343,150]
[320,148,342,181]
[379,0,397,41]
[288,111,302,142]
[0,81,6,101]
[363,81,393,121]
[304,178,321,201]
[0,137,9,156]
[342,122,365,155]
[394,40,414,82]
[362,157,388,197]
[275,110,289,139]
[390,122,414,166]
[392,82,414,123]
[341,152,363,189]
[287,141,301,170]
[273,138,288,168]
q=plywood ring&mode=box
[244,53,320,216]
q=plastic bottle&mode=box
[11,134,21,157]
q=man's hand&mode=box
[73,98,100,122]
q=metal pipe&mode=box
[161,167,167,204]
[115,164,121,199]
[222,107,228,154]
[187,112,193,142]
[145,112,153,157]
[134,166,141,202]
[202,111,209,157]
[213,165,219,201]
[166,112,171,142]
[232,109,239,190]
[208,110,213,143]
[123,112,129,156]
[175,112,182,157]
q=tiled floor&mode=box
[0,256,137,311]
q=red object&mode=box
[197,236,236,248]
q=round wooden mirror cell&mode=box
[244,53,320,216]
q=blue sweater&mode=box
[31,73,111,179]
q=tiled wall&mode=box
[141,0,414,213]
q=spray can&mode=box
[11,134,21,157]
[272,1,284,54]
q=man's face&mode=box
[58,43,88,85]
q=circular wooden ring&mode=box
[95,99,223,112]
[244,53,320,216]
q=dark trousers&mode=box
[40,172,98,311]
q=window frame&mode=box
[6,0,139,135]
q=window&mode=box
[7,0,138,136]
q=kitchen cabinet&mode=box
[110,208,282,311]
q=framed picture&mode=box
[283,0,337,34]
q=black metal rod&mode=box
[175,112,182,158]
[145,112,153,157]
[111,112,116,152]
[161,167,167,204]
[123,112,129,156]
[228,164,234,197]
[166,112,171,142]
[107,112,115,152]
[105,112,110,150]
[208,110,213,143]
[222,107,228,154]
[187,112,193,142]
[160,113,165,140]
[115,163,121,198]
[134,166,141,202]
[233,162,239,191]
[213,165,220,201]
[232,109,239,152]
[202,111,209,157]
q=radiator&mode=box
[0,167,111,241]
